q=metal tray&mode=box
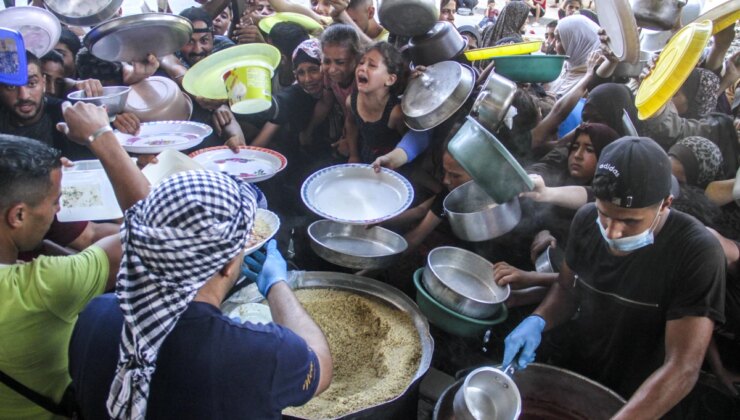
[308,220,407,269]
[0,6,61,58]
[45,0,123,27]
[301,164,414,225]
[84,13,192,62]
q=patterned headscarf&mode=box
[679,68,720,119]
[292,38,322,69]
[480,1,529,48]
[668,136,723,188]
[106,170,257,420]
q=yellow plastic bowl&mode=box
[635,20,712,120]
[464,40,542,61]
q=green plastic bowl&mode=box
[493,55,568,83]
[413,268,508,337]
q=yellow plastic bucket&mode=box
[222,63,273,114]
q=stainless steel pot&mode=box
[444,180,521,242]
[402,61,476,131]
[423,246,509,319]
[534,245,564,273]
[408,21,466,66]
[378,0,439,37]
[470,72,517,134]
[613,50,651,78]
[307,220,407,270]
[45,0,123,27]
[453,365,522,420]
[223,271,434,420]
[434,363,626,420]
[631,0,687,30]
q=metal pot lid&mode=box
[402,61,475,130]
[84,13,193,62]
[594,0,640,63]
[0,6,61,58]
[45,0,123,27]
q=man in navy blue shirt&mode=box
[68,170,332,420]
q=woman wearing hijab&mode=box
[673,68,721,119]
[547,14,601,97]
[668,136,723,189]
[582,83,641,136]
[480,1,530,48]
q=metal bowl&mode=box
[423,246,509,319]
[470,72,517,133]
[408,21,467,66]
[378,0,439,37]
[613,50,652,78]
[453,366,522,420]
[308,220,407,270]
[222,271,434,420]
[534,245,564,274]
[67,86,131,119]
[403,61,476,131]
[45,0,123,27]
[444,181,521,242]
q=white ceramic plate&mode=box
[58,160,123,222]
[189,146,287,183]
[0,6,62,58]
[301,164,414,225]
[244,208,280,255]
[115,121,211,155]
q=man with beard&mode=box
[176,7,234,69]
[0,52,67,151]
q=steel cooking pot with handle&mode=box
[631,0,687,30]
[378,0,439,37]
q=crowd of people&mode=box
[1,0,740,419]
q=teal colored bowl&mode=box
[493,55,568,83]
[413,268,508,337]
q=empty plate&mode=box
[58,160,122,222]
[189,146,287,183]
[301,164,414,224]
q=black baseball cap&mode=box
[593,136,672,208]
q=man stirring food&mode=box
[504,137,725,418]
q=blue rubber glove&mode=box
[241,240,287,297]
[503,315,546,370]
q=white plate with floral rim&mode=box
[115,121,211,154]
[189,146,287,183]
[301,164,415,225]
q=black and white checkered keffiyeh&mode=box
[106,170,257,420]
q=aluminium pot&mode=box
[434,363,626,420]
[45,0,123,26]
[444,180,521,242]
[631,0,687,30]
[402,61,476,131]
[378,0,439,37]
[223,271,434,420]
[453,365,521,420]
[408,21,467,66]
[613,50,651,78]
[470,72,517,133]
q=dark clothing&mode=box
[69,294,319,420]
[267,84,318,130]
[561,204,725,398]
[0,97,92,159]
[350,91,402,163]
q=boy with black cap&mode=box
[503,137,725,418]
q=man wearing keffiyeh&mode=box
[68,170,332,420]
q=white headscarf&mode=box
[548,15,602,97]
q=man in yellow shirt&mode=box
[0,101,149,419]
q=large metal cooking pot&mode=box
[378,0,438,37]
[45,0,123,27]
[435,363,626,420]
[631,0,687,30]
[470,72,517,133]
[223,271,434,420]
[444,180,521,242]
[402,61,476,131]
[408,21,467,66]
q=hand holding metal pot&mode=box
[503,315,546,369]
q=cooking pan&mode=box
[378,0,438,37]
[453,365,521,420]
[45,0,123,27]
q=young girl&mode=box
[344,42,407,163]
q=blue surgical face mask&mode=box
[596,201,663,252]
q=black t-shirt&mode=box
[563,204,725,397]
[268,84,318,132]
[0,97,93,160]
